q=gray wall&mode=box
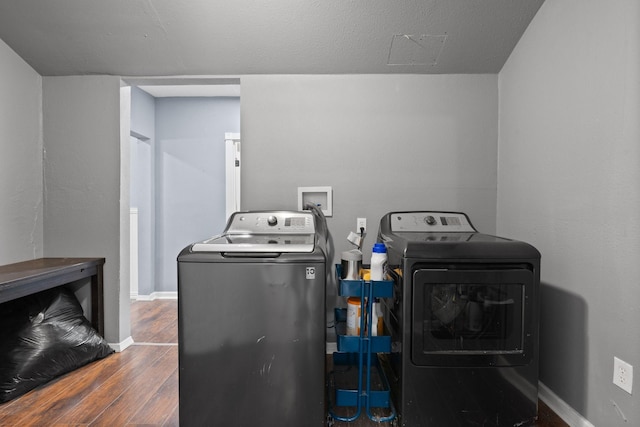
[42,75,128,344]
[241,74,499,268]
[0,39,43,264]
[498,0,640,425]
[241,74,499,312]
[130,86,156,296]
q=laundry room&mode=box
[0,1,639,427]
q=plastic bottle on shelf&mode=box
[370,243,388,281]
[346,297,361,336]
[369,243,388,336]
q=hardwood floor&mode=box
[129,299,178,345]
[0,299,567,427]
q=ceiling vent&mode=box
[387,34,447,67]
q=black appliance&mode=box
[377,211,540,426]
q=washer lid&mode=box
[191,210,316,253]
[191,233,316,253]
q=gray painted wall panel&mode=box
[42,75,126,344]
[130,87,156,297]
[241,74,499,268]
[0,39,43,264]
[498,0,640,425]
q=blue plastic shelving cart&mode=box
[328,265,397,425]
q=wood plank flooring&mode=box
[0,299,568,427]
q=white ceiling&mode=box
[137,84,240,97]
[0,0,545,78]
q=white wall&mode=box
[241,74,499,267]
[0,39,43,264]
[498,0,640,425]
[42,75,129,345]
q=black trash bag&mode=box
[0,287,114,403]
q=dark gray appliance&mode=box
[177,210,327,427]
[377,211,540,427]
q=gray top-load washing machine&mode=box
[177,210,327,426]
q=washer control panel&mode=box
[226,211,315,234]
[389,211,476,233]
[191,210,317,253]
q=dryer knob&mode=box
[425,215,437,225]
[267,215,278,226]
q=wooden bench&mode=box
[0,258,105,336]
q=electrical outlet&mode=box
[356,218,367,234]
[613,357,633,394]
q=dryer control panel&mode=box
[389,211,476,233]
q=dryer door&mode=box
[412,267,535,367]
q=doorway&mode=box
[127,82,240,304]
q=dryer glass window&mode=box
[426,283,523,352]
[412,267,534,367]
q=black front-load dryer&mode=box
[377,211,541,427]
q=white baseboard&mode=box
[109,336,134,353]
[134,291,177,301]
[539,382,595,427]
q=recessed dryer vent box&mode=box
[298,186,332,217]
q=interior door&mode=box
[225,132,241,221]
